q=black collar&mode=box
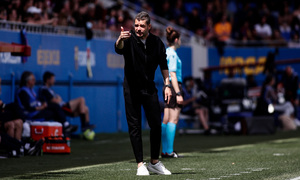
[131,30,152,44]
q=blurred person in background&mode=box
[0,78,24,142]
[203,16,215,41]
[255,16,272,40]
[281,66,298,106]
[254,75,296,130]
[181,77,210,134]
[0,78,42,157]
[254,75,277,116]
[188,7,203,32]
[214,13,231,55]
[40,71,95,137]
[0,100,23,142]
[0,7,7,20]
[288,32,300,47]
[8,8,21,22]
[214,13,232,42]
[161,26,183,158]
[281,66,299,123]
[16,71,77,135]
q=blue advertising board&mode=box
[208,47,300,86]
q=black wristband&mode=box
[176,92,181,96]
[165,84,171,88]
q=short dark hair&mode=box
[43,71,55,84]
[183,76,194,87]
[20,71,33,87]
[135,11,150,25]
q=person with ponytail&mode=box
[161,26,183,158]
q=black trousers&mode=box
[33,103,67,124]
[124,87,162,163]
[0,103,24,123]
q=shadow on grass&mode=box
[149,172,197,176]
[171,172,197,175]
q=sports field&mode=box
[1,130,300,180]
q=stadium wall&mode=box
[191,39,207,79]
[0,30,192,133]
[208,47,300,87]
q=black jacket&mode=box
[115,30,168,94]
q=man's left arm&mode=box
[159,41,172,104]
[293,75,299,101]
[161,69,172,104]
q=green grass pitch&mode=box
[0,129,300,180]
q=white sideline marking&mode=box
[181,168,195,171]
[271,138,299,144]
[120,169,131,171]
[210,168,270,180]
[290,177,300,180]
[273,153,285,156]
[210,144,254,151]
[208,138,299,152]
[230,173,241,176]
[240,171,251,174]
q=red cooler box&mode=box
[30,121,63,141]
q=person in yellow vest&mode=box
[214,13,232,42]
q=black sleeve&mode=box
[115,42,124,55]
[159,40,168,70]
[293,75,299,99]
[115,38,130,55]
[18,90,36,111]
[40,89,54,103]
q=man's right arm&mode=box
[115,26,131,54]
[116,37,125,50]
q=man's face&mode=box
[134,19,151,40]
[48,76,55,86]
[286,67,292,76]
[27,75,36,88]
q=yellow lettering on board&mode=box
[219,56,266,75]
[37,50,60,66]
[244,57,256,75]
[234,56,244,74]
[220,56,233,74]
[255,57,266,74]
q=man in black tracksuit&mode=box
[115,11,172,176]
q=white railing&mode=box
[0,20,120,39]
[0,20,296,47]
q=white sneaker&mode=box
[294,118,300,127]
[147,161,171,175]
[136,163,150,176]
